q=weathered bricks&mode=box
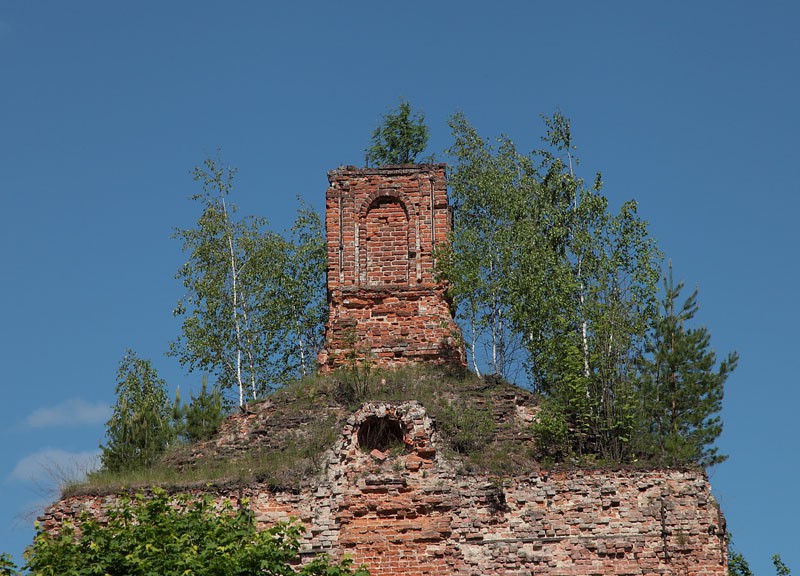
[42,402,727,575]
[317,165,465,370]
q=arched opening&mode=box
[357,416,407,452]
[363,196,409,286]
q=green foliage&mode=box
[174,375,225,443]
[23,489,369,576]
[530,398,571,462]
[278,201,328,379]
[365,98,429,166]
[524,113,661,462]
[774,555,793,576]
[442,110,662,462]
[728,551,754,576]
[100,350,175,473]
[171,157,327,406]
[439,112,532,378]
[73,368,541,492]
[334,327,375,405]
[637,264,738,467]
[0,553,18,576]
[725,540,793,576]
[443,110,734,467]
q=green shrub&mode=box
[24,489,368,576]
[530,400,571,462]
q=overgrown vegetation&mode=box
[80,366,539,494]
[10,489,368,576]
[439,110,737,467]
[18,103,746,571]
[170,156,326,407]
[86,406,340,497]
[334,327,375,405]
[94,105,734,476]
[99,351,226,476]
[100,350,176,472]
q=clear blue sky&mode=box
[1,2,796,572]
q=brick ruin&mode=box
[317,164,465,370]
[39,164,729,575]
[42,401,728,575]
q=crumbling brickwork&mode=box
[42,402,727,575]
[317,165,465,370]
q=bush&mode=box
[530,400,571,462]
[24,489,369,576]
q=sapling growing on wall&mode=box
[365,98,430,166]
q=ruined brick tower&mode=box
[317,164,465,370]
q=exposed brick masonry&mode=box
[40,164,728,575]
[317,165,465,370]
[42,402,726,576]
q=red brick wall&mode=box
[41,402,728,576]
[317,165,465,370]
[364,197,409,286]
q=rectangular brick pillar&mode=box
[317,164,465,371]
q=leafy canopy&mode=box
[22,489,369,576]
[441,111,662,461]
[440,110,735,466]
[170,157,326,406]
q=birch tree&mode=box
[443,111,661,460]
[439,112,530,379]
[170,158,326,406]
[520,112,661,460]
[276,204,327,377]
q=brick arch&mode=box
[359,194,412,286]
[357,187,414,221]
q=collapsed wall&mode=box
[42,402,727,576]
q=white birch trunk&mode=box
[567,147,591,381]
[238,302,258,400]
[221,194,246,407]
[470,312,481,377]
[296,313,307,377]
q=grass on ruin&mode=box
[271,364,545,477]
[70,448,325,498]
[69,411,341,498]
[68,364,541,497]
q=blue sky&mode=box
[1,2,797,572]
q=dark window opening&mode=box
[357,416,406,452]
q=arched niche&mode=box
[359,194,411,286]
